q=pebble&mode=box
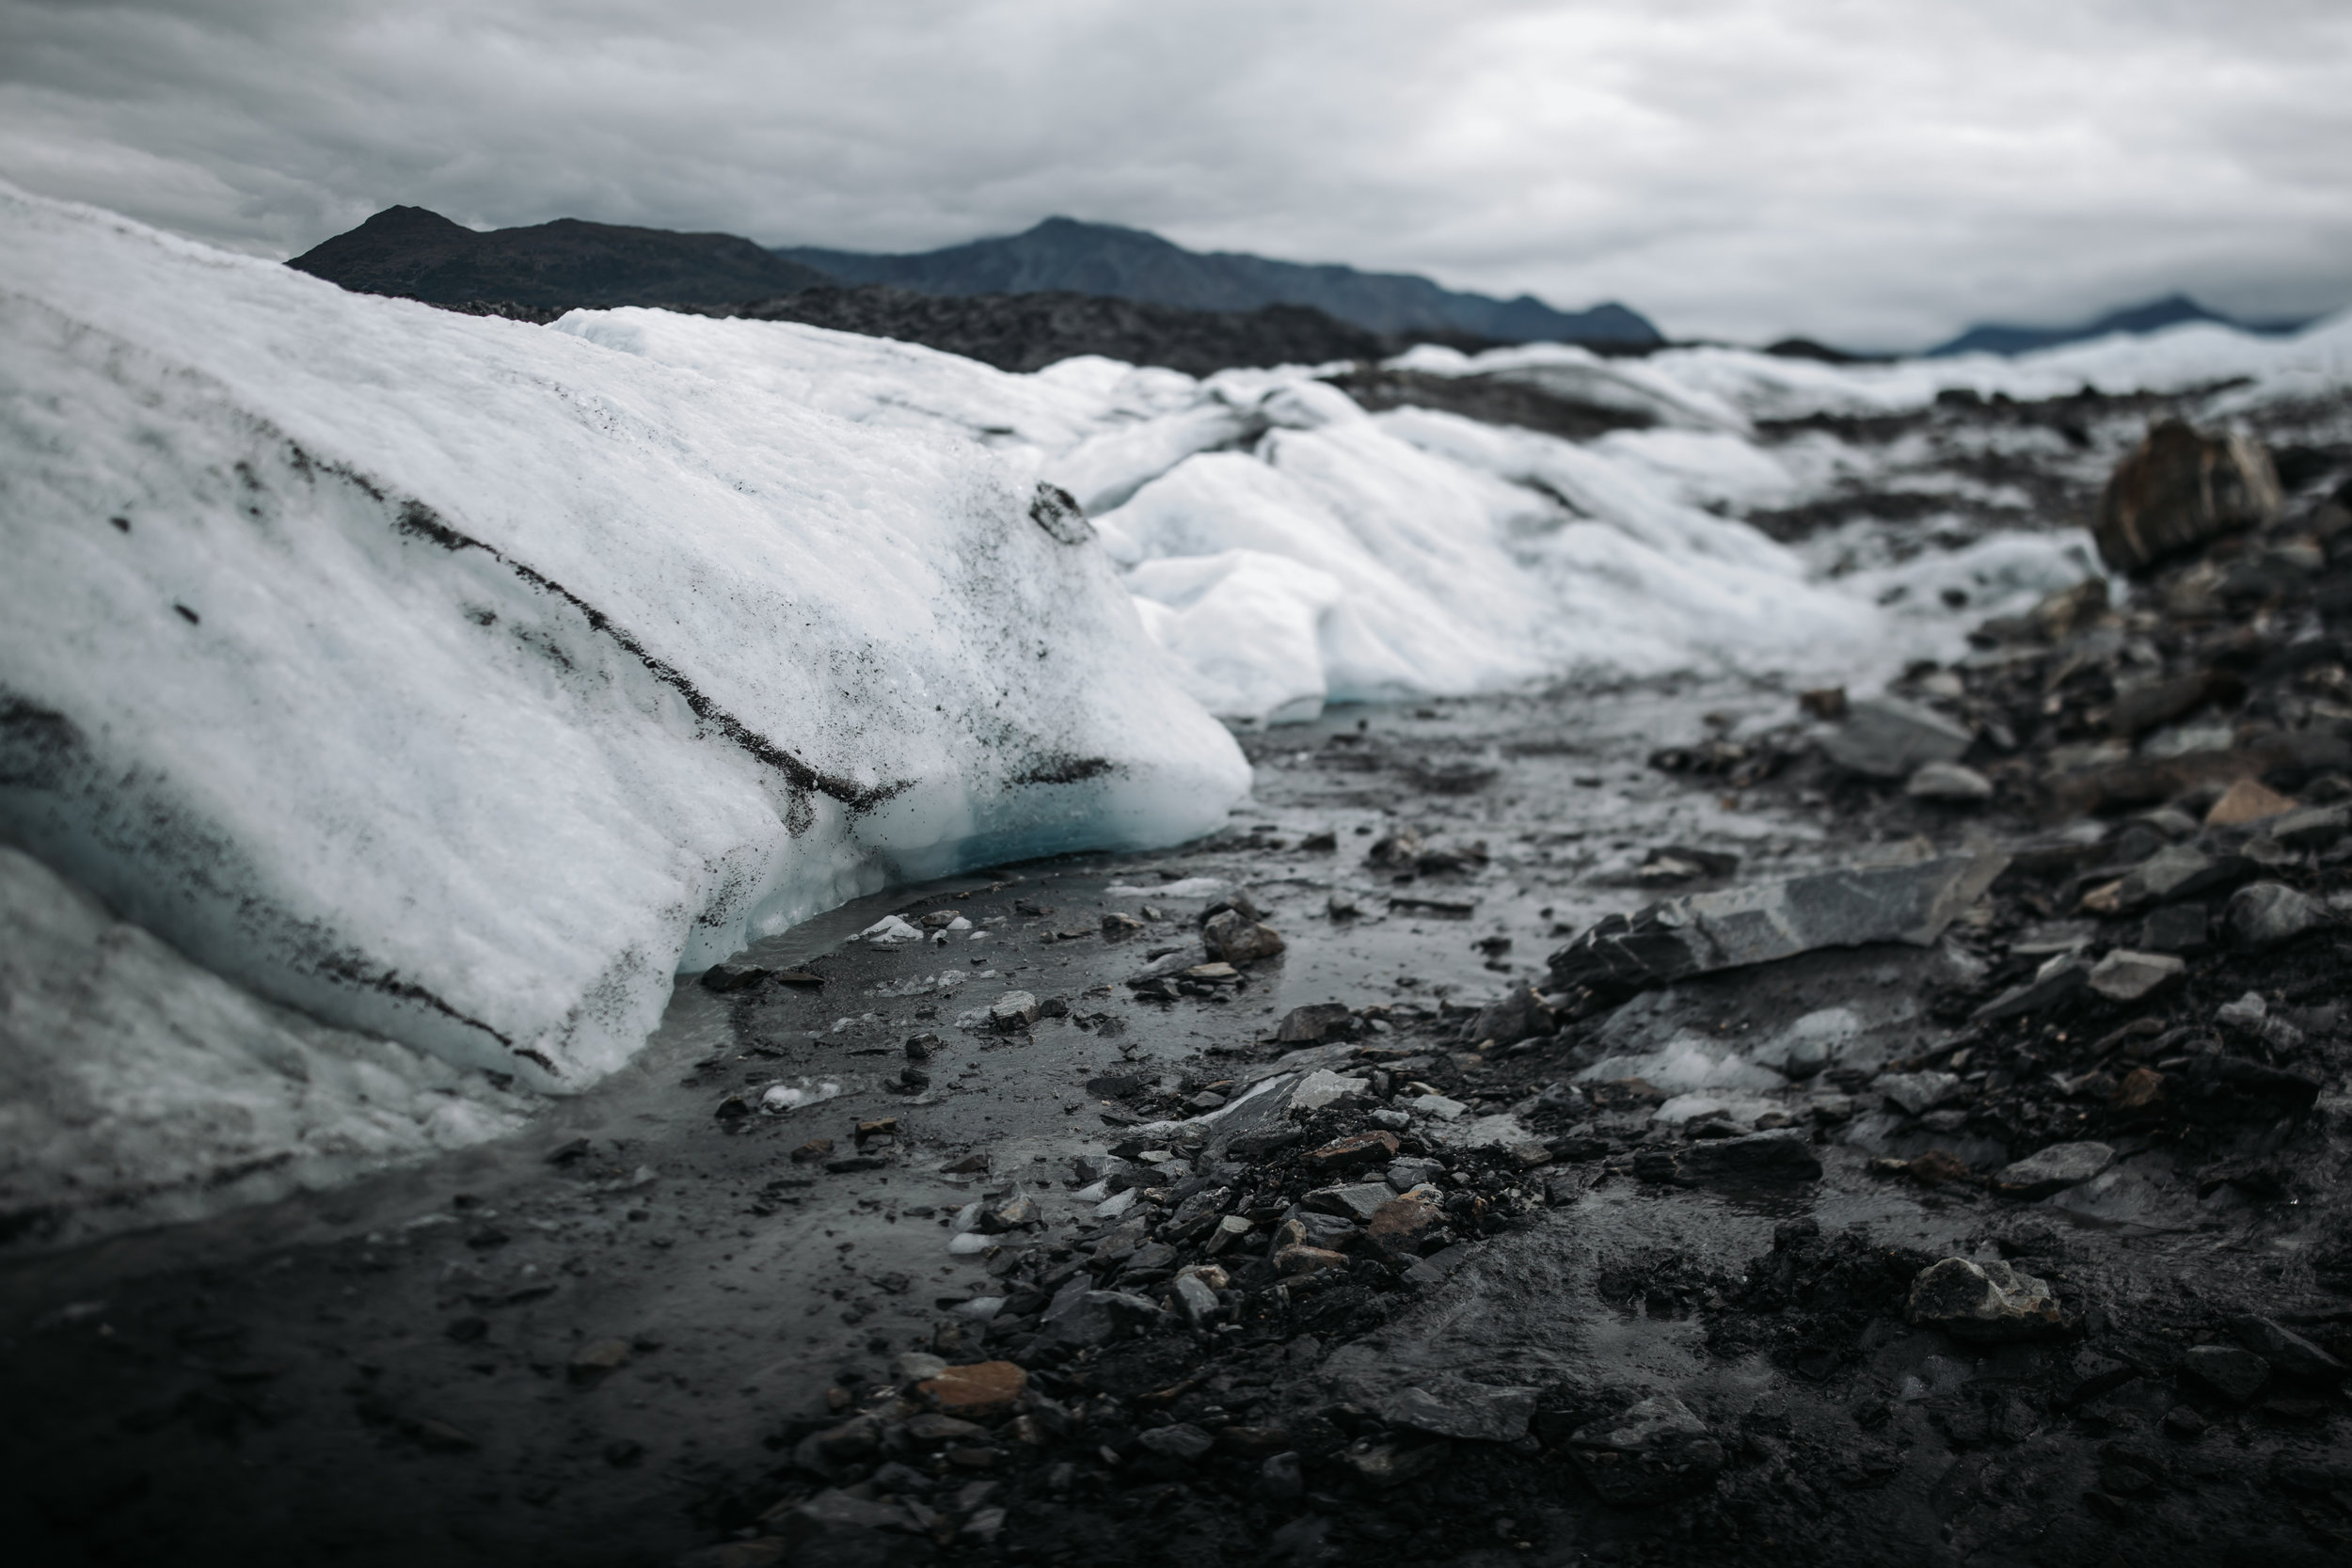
[1136,1422,1215,1462]
[1821,695,1973,779]
[1906,761,1994,801]
[1877,1070,1964,1117]
[988,991,1041,1029]
[2224,881,2323,950]
[1303,1131,1400,1174]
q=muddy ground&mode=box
[5,400,2352,1568]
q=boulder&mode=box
[2092,420,2282,573]
[1565,1396,1725,1506]
[1907,1258,2070,1342]
[2180,1344,2268,1404]
[914,1360,1027,1418]
[988,991,1041,1030]
[1993,1141,2115,1198]
[1202,909,1286,963]
[1821,696,1974,780]
[1466,983,1554,1046]
[1274,1002,1356,1043]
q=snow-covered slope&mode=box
[0,186,1249,1236]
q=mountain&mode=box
[777,216,1661,346]
[1928,293,2307,357]
[287,206,834,309]
[714,286,1391,376]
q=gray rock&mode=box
[1822,695,1973,779]
[1355,1377,1537,1444]
[1907,761,1994,801]
[2224,881,2324,950]
[1136,1422,1215,1462]
[1342,1436,1448,1486]
[1907,1258,2069,1342]
[1287,1069,1371,1113]
[2230,1315,2347,1385]
[1387,1157,1446,1191]
[1201,910,1286,963]
[1877,1070,1964,1117]
[765,1486,920,1552]
[2086,949,2185,1003]
[1994,1141,2115,1198]
[1302,1181,1397,1222]
[988,991,1041,1030]
[1466,983,1553,1047]
[2180,1343,2268,1403]
[1565,1395,1725,1506]
[2137,902,2210,953]
[2056,1350,2137,1407]
[2264,802,2350,850]
[1549,852,2010,994]
[1039,1283,1159,1348]
[1171,1274,1220,1325]
[2092,845,2251,913]
[1674,1130,1822,1184]
[1971,954,2090,1022]
[1257,1451,1305,1498]
[1274,1003,1356,1044]
[2215,990,2305,1051]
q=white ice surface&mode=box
[0,184,1249,1233]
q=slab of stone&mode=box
[2265,802,2350,850]
[2225,881,2324,950]
[1549,852,2009,994]
[2082,844,2251,914]
[1301,1181,1396,1223]
[1877,1070,1964,1117]
[2087,949,2185,1002]
[2205,778,2296,827]
[2230,1315,2348,1385]
[1821,695,1974,779]
[1565,1396,1725,1506]
[1972,954,2090,1022]
[1674,1130,1822,1184]
[915,1360,1027,1418]
[1301,1131,1400,1175]
[1288,1069,1371,1113]
[1359,1378,1537,1444]
[1994,1141,2115,1198]
[2180,1344,2269,1403]
[1136,1422,1216,1462]
[1907,1258,2069,1342]
[2137,902,2211,953]
[1907,761,1993,801]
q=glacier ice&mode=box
[0,183,1248,1238]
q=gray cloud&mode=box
[2,0,2346,347]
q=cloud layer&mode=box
[3,0,2346,347]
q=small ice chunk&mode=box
[946,1231,993,1255]
[1107,877,1229,898]
[759,1078,843,1113]
[862,915,923,945]
[951,1296,1005,1322]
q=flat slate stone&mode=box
[2087,949,2185,1002]
[1994,1141,2115,1198]
[1549,852,2009,994]
[1822,696,1973,779]
[2181,1344,2268,1403]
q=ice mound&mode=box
[0,184,1248,1139]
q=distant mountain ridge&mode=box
[287,206,834,309]
[778,216,1660,346]
[1928,293,2308,357]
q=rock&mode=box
[988,991,1041,1030]
[567,1338,631,1382]
[2180,1344,2268,1404]
[2091,419,2281,573]
[1972,955,2090,1022]
[1907,761,1994,802]
[2108,669,2240,738]
[2086,949,2185,1002]
[2230,1315,2348,1385]
[1256,1451,1305,1499]
[1799,686,1849,719]
[2081,844,2252,914]
[2224,881,2324,949]
[1821,695,1974,779]
[1201,910,1286,963]
[1136,1422,1215,1462]
[893,1352,949,1386]
[1301,1131,1400,1175]
[1465,983,1554,1046]
[762,1488,920,1554]
[1170,1273,1220,1324]
[2205,777,2297,828]
[914,1361,1027,1418]
[2171,1053,2320,1118]
[1303,1181,1396,1222]
[2265,802,2350,850]
[1993,1141,2116,1198]
[1288,1069,1371,1113]
[1100,911,1145,939]
[1274,1003,1357,1043]
[698,961,768,992]
[2111,1067,2166,1111]
[1907,1258,2070,1342]
[1675,1130,1822,1183]
[1387,1157,1445,1190]
[1877,1070,1964,1117]
[1272,1244,1350,1277]
[1358,1378,1535,1443]
[1565,1395,1726,1506]
[1549,853,2009,995]
[1409,1093,1469,1120]
[1365,1194,1444,1251]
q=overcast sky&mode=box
[2,0,2345,348]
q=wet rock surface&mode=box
[7,411,2352,1566]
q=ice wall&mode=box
[0,185,1250,1128]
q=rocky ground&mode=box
[5,403,2352,1568]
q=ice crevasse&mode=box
[0,186,1248,1240]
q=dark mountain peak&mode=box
[289,207,832,310]
[778,220,1659,346]
[1928,292,2300,357]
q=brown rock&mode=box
[790,1137,835,1164]
[2111,1067,2167,1112]
[1272,1244,1350,1277]
[1302,1131,1401,1175]
[915,1361,1027,1419]
[2092,420,2282,573]
[1365,1196,1443,1251]
[1202,910,1286,963]
[568,1338,631,1383]
[1799,687,1849,720]
[1907,1150,1973,1187]
[2205,778,2296,827]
